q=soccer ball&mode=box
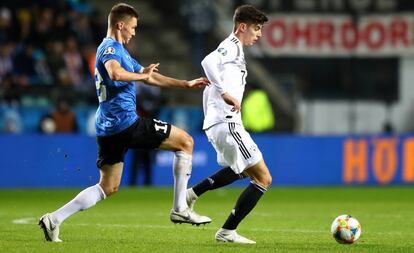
[330,214,361,244]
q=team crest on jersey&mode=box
[217,47,227,56]
[104,47,116,55]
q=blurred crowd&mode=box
[0,0,274,135]
[0,0,104,106]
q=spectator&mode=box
[13,42,54,86]
[12,42,36,87]
[63,36,93,95]
[180,0,217,73]
[63,36,84,86]
[45,39,71,85]
[0,41,18,104]
[0,7,16,43]
[51,98,78,133]
[33,49,53,85]
[52,11,72,41]
[31,7,54,49]
[40,98,78,133]
[16,8,32,42]
[2,106,22,133]
[74,13,94,45]
[0,40,15,94]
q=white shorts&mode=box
[205,122,263,174]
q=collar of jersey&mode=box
[104,37,123,47]
[229,33,241,44]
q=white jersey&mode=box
[201,33,247,130]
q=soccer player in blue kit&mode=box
[39,3,211,242]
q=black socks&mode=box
[192,167,243,196]
[222,182,266,230]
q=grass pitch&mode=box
[0,186,413,253]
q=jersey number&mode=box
[153,119,168,134]
[241,70,246,85]
[95,68,107,102]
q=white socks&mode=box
[51,184,106,225]
[172,151,192,212]
[48,152,192,224]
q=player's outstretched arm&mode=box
[105,60,158,82]
[145,72,209,89]
[187,77,210,88]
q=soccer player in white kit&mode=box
[187,5,272,244]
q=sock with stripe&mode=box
[192,167,243,197]
[222,182,266,230]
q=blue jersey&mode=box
[94,38,142,136]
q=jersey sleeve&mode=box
[132,59,143,73]
[201,41,238,95]
[213,40,238,65]
[101,42,123,64]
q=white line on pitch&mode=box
[12,217,414,236]
[12,217,37,224]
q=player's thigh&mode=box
[97,126,130,169]
[158,125,193,153]
[244,159,272,188]
[128,118,171,150]
[99,162,124,196]
[209,123,262,174]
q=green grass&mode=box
[0,186,413,253]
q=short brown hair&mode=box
[108,3,139,27]
[233,5,268,26]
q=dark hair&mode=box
[233,5,268,26]
[109,3,139,27]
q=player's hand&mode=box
[186,77,210,88]
[142,63,159,78]
[222,92,241,113]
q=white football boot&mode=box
[215,228,256,244]
[186,188,198,210]
[39,213,62,242]
[170,207,211,225]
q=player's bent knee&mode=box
[180,134,194,153]
[264,175,272,188]
[255,175,272,189]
